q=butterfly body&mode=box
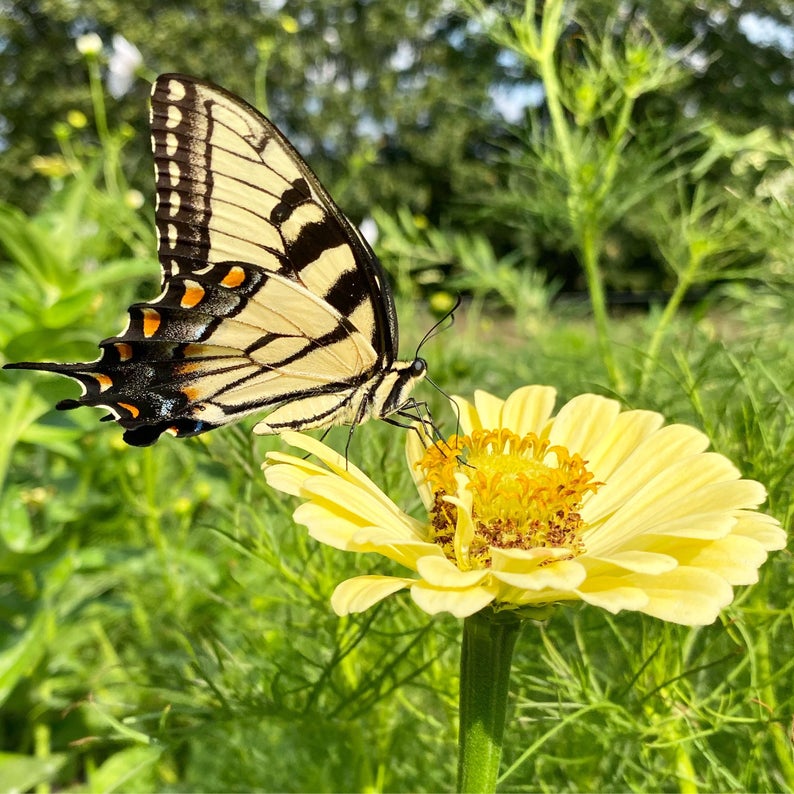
[6,75,426,446]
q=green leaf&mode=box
[40,289,101,328]
[0,609,52,706]
[0,486,60,560]
[0,752,68,792]
[86,745,163,793]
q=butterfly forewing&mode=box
[4,74,426,446]
[150,75,396,358]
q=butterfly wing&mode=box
[5,74,425,446]
[150,74,399,361]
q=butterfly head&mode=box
[374,357,427,420]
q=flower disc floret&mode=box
[418,429,599,570]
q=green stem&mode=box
[580,221,623,391]
[751,591,794,787]
[640,261,697,387]
[254,42,272,116]
[85,54,120,197]
[457,610,522,793]
[673,741,697,794]
[597,94,635,205]
[86,55,109,145]
[531,0,623,391]
[534,0,575,177]
[34,686,52,794]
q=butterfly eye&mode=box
[412,358,428,377]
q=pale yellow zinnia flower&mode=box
[263,386,786,625]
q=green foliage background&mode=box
[1,1,793,791]
[4,0,794,293]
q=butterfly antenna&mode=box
[376,296,463,456]
[413,294,462,359]
[397,295,464,456]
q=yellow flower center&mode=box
[417,429,601,569]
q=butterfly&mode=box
[5,74,428,447]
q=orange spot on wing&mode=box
[117,402,140,418]
[141,308,161,338]
[115,342,133,361]
[221,266,246,288]
[182,386,201,401]
[182,343,238,358]
[93,373,113,391]
[181,282,205,308]
[182,343,209,357]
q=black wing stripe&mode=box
[320,265,370,318]
[151,74,395,353]
[151,81,210,281]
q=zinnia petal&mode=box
[264,453,331,497]
[406,430,435,510]
[583,425,714,524]
[416,555,490,587]
[332,575,415,614]
[266,431,406,516]
[546,394,622,454]
[732,511,787,549]
[472,389,507,429]
[586,549,679,574]
[583,409,665,481]
[585,461,762,555]
[410,581,497,617]
[446,474,476,569]
[575,577,650,613]
[489,546,573,568]
[490,560,587,590]
[350,529,444,569]
[453,394,483,435]
[500,385,557,436]
[293,475,425,540]
[622,567,734,625]
[671,534,772,585]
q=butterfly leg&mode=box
[395,398,458,451]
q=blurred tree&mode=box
[0,0,513,222]
[640,0,794,133]
[1,0,791,288]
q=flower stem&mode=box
[457,610,522,793]
[579,219,623,391]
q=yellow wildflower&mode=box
[264,386,786,624]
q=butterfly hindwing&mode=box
[5,74,426,446]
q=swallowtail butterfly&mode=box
[6,74,427,446]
